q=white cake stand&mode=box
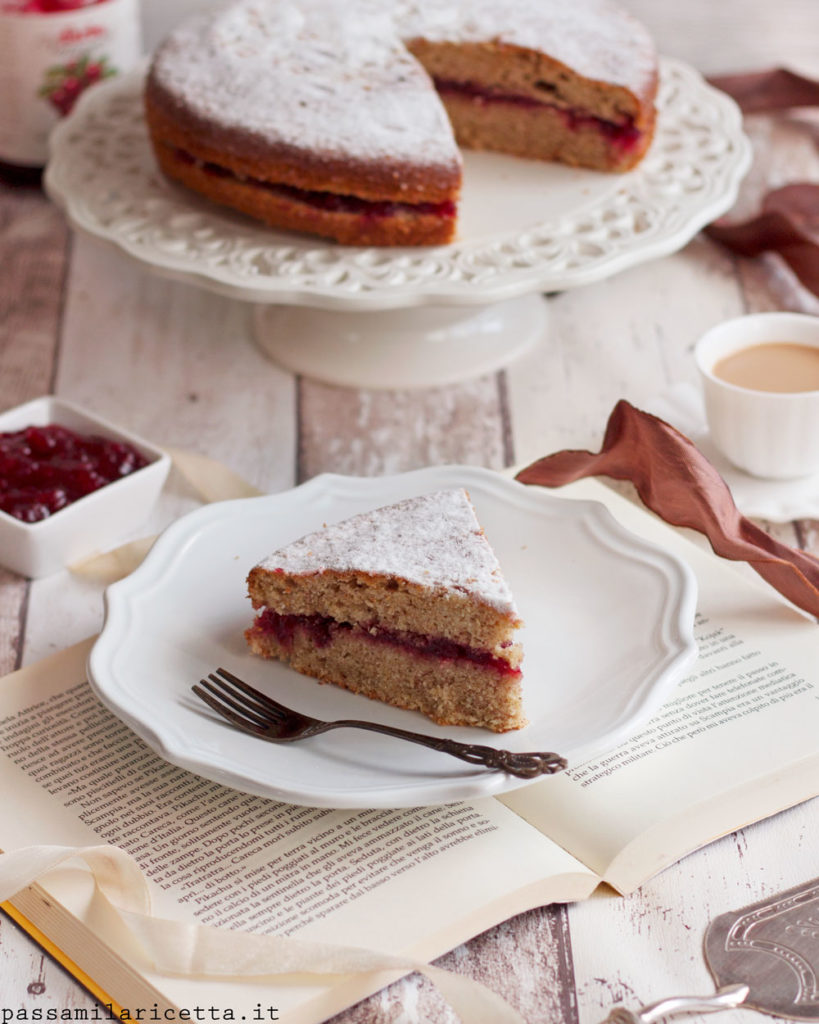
[45,58,751,389]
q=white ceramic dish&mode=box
[88,465,698,808]
[648,382,819,523]
[0,396,170,578]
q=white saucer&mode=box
[647,383,819,523]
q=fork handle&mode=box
[325,720,567,778]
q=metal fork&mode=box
[192,668,567,779]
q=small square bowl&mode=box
[0,396,171,578]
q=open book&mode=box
[1,478,817,1023]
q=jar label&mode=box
[0,0,142,165]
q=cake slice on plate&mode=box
[245,488,526,732]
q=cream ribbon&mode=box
[70,448,264,582]
[1,845,524,1023]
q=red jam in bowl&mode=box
[0,424,149,523]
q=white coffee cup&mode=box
[695,312,819,480]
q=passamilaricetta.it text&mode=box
[1,1007,280,1022]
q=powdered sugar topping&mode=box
[397,0,656,94]
[257,488,520,616]
[150,0,460,171]
[150,0,656,169]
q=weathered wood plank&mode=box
[54,235,297,497]
[326,894,576,1024]
[0,184,89,1012]
[798,519,819,554]
[505,237,745,470]
[572,799,819,1024]
[0,914,102,1014]
[0,185,68,409]
[298,374,510,481]
[0,185,68,671]
[724,109,819,563]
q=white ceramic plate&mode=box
[45,58,750,309]
[87,466,698,808]
[648,383,819,523]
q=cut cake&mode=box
[145,0,658,246]
[245,488,526,732]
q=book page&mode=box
[0,640,596,1021]
[500,479,819,894]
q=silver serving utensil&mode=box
[602,876,819,1022]
[603,985,749,1023]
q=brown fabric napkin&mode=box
[705,184,819,298]
[707,68,819,114]
[515,401,819,620]
[704,67,819,299]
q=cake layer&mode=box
[154,144,457,246]
[405,36,655,132]
[144,1,464,205]
[144,82,462,207]
[248,567,522,662]
[252,608,521,674]
[245,612,526,732]
[398,0,658,112]
[246,569,522,663]
[246,490,523,658]
[436,87,651,171]
[251,490,519,614]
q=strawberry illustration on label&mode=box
[38,53,116,116]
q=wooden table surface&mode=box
[1,1,818,1020]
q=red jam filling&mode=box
[171,149,457,222]
[0,424,149,524]
[433,78,643,152]
[254,608,520,678]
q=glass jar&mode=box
[0,0,142,181]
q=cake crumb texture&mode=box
[245,623,527,732]
[247,489,523,656]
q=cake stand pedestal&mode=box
[45,58,751,390]
[253,294,547,389]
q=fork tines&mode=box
[193,667,285,731]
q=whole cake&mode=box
[145,0,658,246]
[245,489,526,732]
